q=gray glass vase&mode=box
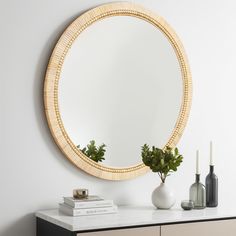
[206,165,218,207]
[189,174,206,209]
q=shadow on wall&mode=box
[0,214,35,236]
[0,9,94,236]
[32,10,94,177]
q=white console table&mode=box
[36,205,236,236]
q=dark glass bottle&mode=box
[205,165,218,207]
[190,174,206,209]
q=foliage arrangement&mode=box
[141,144,183,183]
[78,140,106,163]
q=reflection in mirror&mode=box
[59,16,182,168]
[77,140,106,163]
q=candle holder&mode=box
[206,141,218,207]
[189,151,206,209]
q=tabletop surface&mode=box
[36,205,236,232]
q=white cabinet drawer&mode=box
[77,226,160,236]
[161,219,236,236]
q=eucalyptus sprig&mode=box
[141,144,183,183]
[78,140,106,163]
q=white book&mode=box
[64,197,114,209]
[59,203,118,216]
[66,195,104,202]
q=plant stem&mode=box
[159,172,165,183]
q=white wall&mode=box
[1,0,236,235]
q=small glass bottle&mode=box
[206,165,218,207]
[190,174,206,209]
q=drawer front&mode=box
[161,219,236,236]
[77,226,160,236]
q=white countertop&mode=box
[36,205,236,232]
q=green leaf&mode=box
[174,147,179,156]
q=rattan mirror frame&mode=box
[44,2,192,180]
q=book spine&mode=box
[60,205,117,216]
[75,206,117,216]
[65,200,114,209]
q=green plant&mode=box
[77,140,106,163]
[141,144,183,183]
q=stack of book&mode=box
[59,195,118,216]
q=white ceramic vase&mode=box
[152,182,176,209]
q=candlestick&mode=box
[210,141,213,166]
[206,142,218,207]
[196,150,199,174]
[190,150,206,209]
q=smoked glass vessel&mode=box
[189,174,206,209]
[206,165,218,207]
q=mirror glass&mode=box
[58,16,182,168]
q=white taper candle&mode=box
[210,141,213,166]
[196,150,199,174]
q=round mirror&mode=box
[44,2,192,180]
